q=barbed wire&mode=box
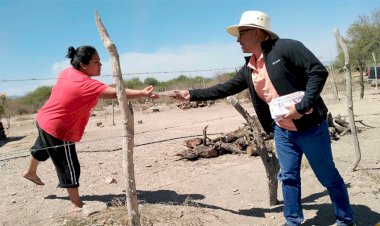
[0,67,240,83]
[0,65,254,224]
[0,112,253,161]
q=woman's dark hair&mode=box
[66,46,97,69]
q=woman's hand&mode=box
[141,85,160,99]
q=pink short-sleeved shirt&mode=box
[248,54,297,131]
[36,67,109,142]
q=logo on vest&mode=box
[272,59,281,65]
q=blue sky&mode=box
[0,0,379,96]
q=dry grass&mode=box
[63,203,209,226]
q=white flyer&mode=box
[269,91,305,121]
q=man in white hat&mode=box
[173,10,354,226]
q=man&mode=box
[173,10,354,226]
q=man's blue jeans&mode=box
[274,121,354,226]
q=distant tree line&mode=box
[0,72,236,121]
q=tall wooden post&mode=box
[333,28,361,171]
[372,52,378,99]
[95,11,141,225]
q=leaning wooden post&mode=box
[227,96,279,206]
[332,28,361,171]
[95,11,141,225]
[372,52,378,99]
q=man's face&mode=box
[237,27,258,53]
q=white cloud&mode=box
[51,59,70,77]
[3,42,246,96]
[100,42,245,84]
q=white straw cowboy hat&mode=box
[226,11,279,40]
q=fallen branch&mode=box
[355,120,376,128]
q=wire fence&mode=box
[0,113,248,161]
[1,66,376,161]
[321,68,376,102]
[1,66,378,225]
[0,67,240,83]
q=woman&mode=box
[22,45,159,212]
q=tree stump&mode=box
[0,122,7,141]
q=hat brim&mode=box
[226,25,279,40]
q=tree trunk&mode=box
[227,96,279,206]
[0,121,7,141]
[5,116,11,129]
[95,11,141,225]
[359,70,364,99]
[333,28,361,172]
[329,65,339,100]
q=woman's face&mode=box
[82,52,102,77]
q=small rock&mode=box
[105,177,116,184]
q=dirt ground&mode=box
[1,90,380,226]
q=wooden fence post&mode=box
[332,28,361,171]
[372,52,378,99]
[95,11,141,225]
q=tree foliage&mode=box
[144,77,159,86]
[0,94,5,117]
[17,86,52,112]
[333,8,380,99]
[334,8,380,71]
[19,86,52,105]
[123,77,144,89]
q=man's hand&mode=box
[169,90,191,101]
[283,104,313,120]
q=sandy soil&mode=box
[0,91,380,226]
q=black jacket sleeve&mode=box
[189,68,249,101]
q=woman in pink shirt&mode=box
[22,46,159,213]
